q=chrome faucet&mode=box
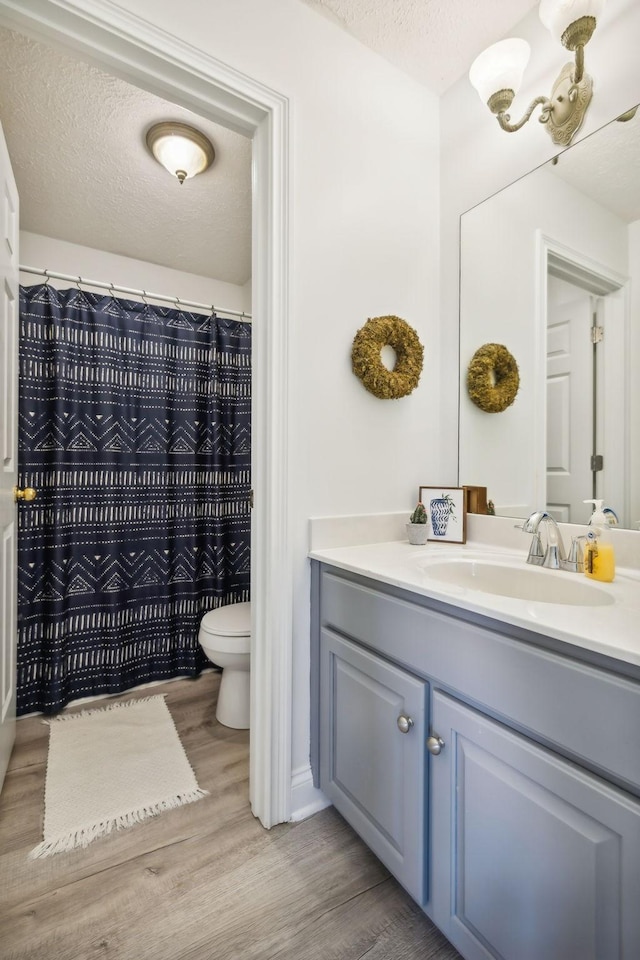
[519,511,588,572]
[519,511,566,569]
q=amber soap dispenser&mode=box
[583,499,615,583]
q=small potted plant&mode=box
[406,502,429,545]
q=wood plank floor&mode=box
[0,674,462,960]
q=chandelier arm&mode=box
[572,44,585,85]
[497,96,552,133]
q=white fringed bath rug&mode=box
[31,694,208,859]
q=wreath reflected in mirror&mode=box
[467,343,519,413]
[351,315,424,400]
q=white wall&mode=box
[19,231,246,313]
[440,0,640,484]
[458,168,628,517]
[241,278,252,316]
[37,0,440,807]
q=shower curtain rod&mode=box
[19,265,252,322]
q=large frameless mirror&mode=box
[458,104,640,530]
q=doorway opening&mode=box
[0,0,292,828]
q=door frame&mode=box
[0,121,19,792]
[535,232,630,524]
[0,0,293,827]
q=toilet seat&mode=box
[199,602,250,655]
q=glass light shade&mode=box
[539,0,605,41]
[146,123,214,184]
[469,39,531,104]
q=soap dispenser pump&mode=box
[583,499,615,582]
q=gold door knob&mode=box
[14,487,37,502]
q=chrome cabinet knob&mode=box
[426,735,445,756]
[14,486,37,502]
[397,715,414,734]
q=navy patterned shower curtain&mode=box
[17,284,251,715]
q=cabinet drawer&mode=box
[319,566,640,793]
[319,628,428,904]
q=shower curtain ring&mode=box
[77,276,84,292]
[109,282,116,300]
[43,269,50,287]
[141,290,149,305]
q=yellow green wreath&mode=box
[351,315,424,400]
[467,343,520,413]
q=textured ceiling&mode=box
[300,0,540,94]
[0,9,635,289]
[0,28,252,285]
[548,106,640,224]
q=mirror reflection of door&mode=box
[544,253,627,525]
[546,282,594,523]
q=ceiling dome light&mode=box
[145,122,215,185]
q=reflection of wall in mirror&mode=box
[459,166,629,525]
[630,220,640,530]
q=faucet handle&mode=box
[516,515,545,565]
[526,533,545,566]
[560,535,587,573]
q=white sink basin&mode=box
[420,558,614,606]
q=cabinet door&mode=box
[430,690,640,960]
[319,628,427,903]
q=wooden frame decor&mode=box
[463,484,488,515]
[419,486,467,543]
[466,343,519,413]
[351,315,423,399]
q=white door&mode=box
[546,289,593,524]
[0,121,18,792]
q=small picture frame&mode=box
[419,486,467,544]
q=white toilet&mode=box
[198,601,251,729]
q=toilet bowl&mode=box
[198,602,251,729]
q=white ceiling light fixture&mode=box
[469,0,606,146]
[146,121,215,185]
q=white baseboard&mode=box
[289,764,331,822]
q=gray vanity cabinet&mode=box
[430,690,640,960]
[319,628,427,903]
[311,561,640,960]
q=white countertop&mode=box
[310,539,640,668]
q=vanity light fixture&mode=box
[145,121,215,185]
[469,0,605,146]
